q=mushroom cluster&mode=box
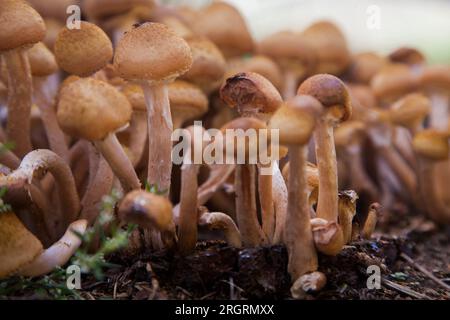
[0,0,449,299]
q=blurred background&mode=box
[164,0,450,64]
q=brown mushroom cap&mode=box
[118,190,174,232]
[83,0,155,21]
[28,42,58,77]
[258,31,317,75]
[181,36,226,88]
[192,2,254,58]
[370,64,418,103]
[159,16,194,39]
[169,80,208,123]
[388,47,426,66]
[301,21,351,75]
[413,129,449,161]
[389,93,430,128]
[114,22,192,83]
[57,78,132,141]
[27,0,79,22]
[0,0,46,52]
[0,212,43,279]
[269,95,323,146]
[220,72,282,116]
[298,74,352,122]
[54,21,113,76]
[334,121,366,147]
[420,65,450,92]
[346,52,387,84]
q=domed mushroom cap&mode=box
[118,190,174,232]
[301,21,351,75]
[334,121,366,146]
[347,52,387,84]
[220,72,282,116]
[114,22,192,83]
[181,36,226,88]
[413,130,449,161]
[389,93,430,128]
[241,55,283,90]
[0,212,43,279]
[83,0,155,21]
[191,2,254,58]
[28,42,58,77]
[388,47,426,66]
[42,18,63,51]
[122,83,146,111]
[420,65,450,92]
[159,16,194,39]
[0,0,46,52]
[370,64,418,102]
[57,78,132,141]
[268,95,323,146]
[54,21,113,77]
[298,74,352,122]
[27,0,79,22]
[169,80,208,122]
[258,31,317,75]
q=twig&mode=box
[400,252,450,292]
[382,278,431,299]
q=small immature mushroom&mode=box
[388,93,431,135]
[346,52,387,85]
[181,36,227,93]
[118,190,177,249]
[0,211,43,279]
[169,80,208,130]
[0,0,46,157]
[291,271,327,299]
[388,47,426,70]
[258,31,317,99]
[268,95,323,284]
[54,21,113,77]
[57,77,140,192]
[221,72,282,241]
[298,74,352,255]
[301,21,351,76]
[192,1,254,58]
[413,129,450,224]
[360,202,381,239]
[18,219,87,277]
[0,149,80,237]
[221,117,268,246]
[337,190,359,244]
[114,22,193,193]
[28,42,69,161]
[199,211,242,248]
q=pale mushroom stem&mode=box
[4,49,33,157]
[178,163,200,255]
[199,211,242,248]
[197,164,235,205]
[128,111,148,167]
[314,119,339,222]
[234,164,267,246]
[141,82,173,194]
[282,70,297,100]
[285,145,318,280]
[18,219,87,277]
[429,93,449,130]
[272,161,288,244]
[33,78,70,162]
[347,145,378,200]
[94,132,141,192]
[258,162,274,242]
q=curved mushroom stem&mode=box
[361,202,381,239]
[141,81,173,194]
[33,77,69,162]
[393,127,417,169]
[285,145,318,280]
[0,149,80,233]
[94,132,141,192]
[346,145,379,200]
[199,211,242,248]
[235,164,267,246]
[272,161,288,244]
[282,70,298,100]
[128,111,147,167]
[177,162,200,255]
[17,219,87,277]
[80,155,114,225]
[3,48,33,157]
[197,164,235,205]
[258,162,274,242]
